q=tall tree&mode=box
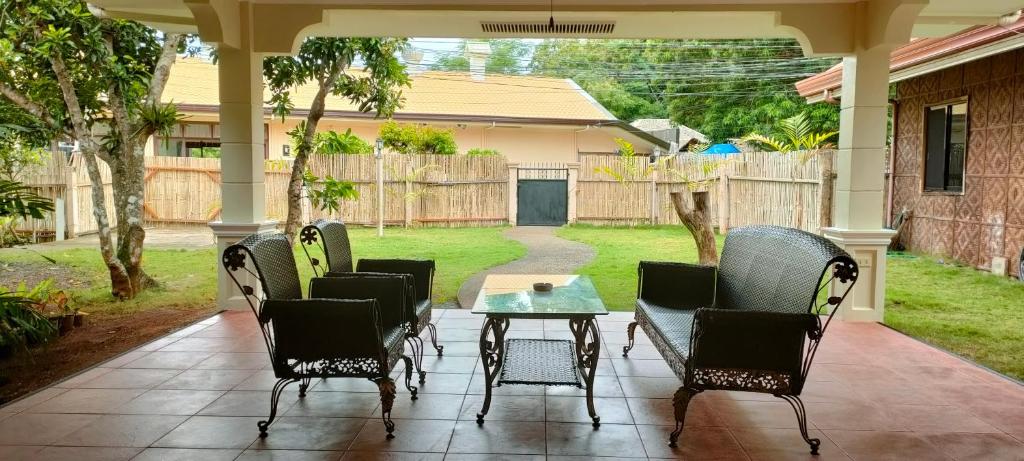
[0,0,184,299]
[431,39,531,75]
[531,39,839,141]
[264,37,409,242]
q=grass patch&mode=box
[0,226,525,312]
[885,253,1024,381]
[556,225,724,310]
[558,224,1024,380]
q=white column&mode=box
[209,44,277,310]
[823,44,895,322]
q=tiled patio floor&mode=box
[1,309,1022,460]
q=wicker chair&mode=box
[222,232,417,440]
[622,226,859,454]
[300,219,443,381]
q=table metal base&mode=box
[477,315,602,427]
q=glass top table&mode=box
[471,274,608,318]
[472,274,606,428]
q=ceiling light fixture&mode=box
[549,0,555,31]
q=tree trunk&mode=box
[283,65,346,242]
[670,190,718,266]
[818,150,834,231]
[80,149,133,299]
[112,146,155,293]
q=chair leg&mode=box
[258,377,296,438]
[406,335,426,384]
[622,321,639,357]
[374,377,397,440]
[401,354,419,400]
[668,386,697,447]
[298,377,311,397]
[778,394,820,455]
[426,322,443,356]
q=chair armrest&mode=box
[357,258,435,303]
[261,298,386,363]
[308,274,412,333]
[689,308,820,386]
[638,261,716,309]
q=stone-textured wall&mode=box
[892,49,1024,276]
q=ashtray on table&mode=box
[533,282,553,292]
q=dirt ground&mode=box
[0,260,90,292]
[0,306,218,404]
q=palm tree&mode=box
[741,112,838,230]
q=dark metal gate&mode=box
[517,167,568,226]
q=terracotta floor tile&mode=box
[194,352,271,370]
[544,376,624,398]
[417,356,479,374]
[636,424,747,460]
[887,404,1001,433]
[545,422,646,457]
[98,350,149,368]
[627,396,721,427]
[123,351,214,369]
[425,341,482,357]
[237,449,343,460]
[618,376,682,398]
[55,414,187,447]
[447,420,546,455]
[0,387,69,413]
[51,367,113,388]
[466,375,545,396]
[610,358,677,378]
[158,369,257,391]
[444,454,543,461]
[709,399,802,430]
[0,445,45,460]
[131,447,242,461]
[118,389,225,415]
[341,451,444,460]
[410,373,473,395]
[153,415,263,449]
[375,393,465,420]
[26,388,146,414]
[30,446,141,460]
[348,419,455,453]
[918,432,1024,461]
[0,413,99,445]
[284,391,382,418]
[74,368,181,389]
[199,390,301,417]
[808,401,908,431]
[460,395,545,422]
[249,416,366,451]
[824,430,954,461]
[544,396,633,424]
[730,427,850,461]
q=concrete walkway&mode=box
[456,226,596,308]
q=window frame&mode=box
[920,96,969,196]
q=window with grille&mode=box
[923,101,967,193]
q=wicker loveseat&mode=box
[622,225,859,454]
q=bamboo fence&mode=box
[15,150,830,239]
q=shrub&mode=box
[379,121,457,155]
[466,148,500,157]
[317,129,373,155]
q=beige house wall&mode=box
[146,114,652,162]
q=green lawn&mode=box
[557,225,1024,380]
[0,226,525,315]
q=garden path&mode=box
[456,226,595,307]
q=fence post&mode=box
[404,159,413,227]
[566,162,579,224]
[717,162,730,232]
[649,166,659,225]
[507,162,519,226]
[64,156,78,239]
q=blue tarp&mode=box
[703,143,741,154]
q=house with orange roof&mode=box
[796,18,1024,278]
[148,59,668,161]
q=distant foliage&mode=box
[379,121,457,155]
[466,148,500,157]
[431,40,531,75]
[318,129,373,155]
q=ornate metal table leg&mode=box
[373,376,397,439]
[476,315,508,425]
[570,315,602,428]
[258,377,297,437]
[406,334,426,384]
[623,320,638,357]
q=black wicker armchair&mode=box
[300,219,443,380]
[222,232,417,440]
[622,225,859,454]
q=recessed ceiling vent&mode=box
[481,22,615,35]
